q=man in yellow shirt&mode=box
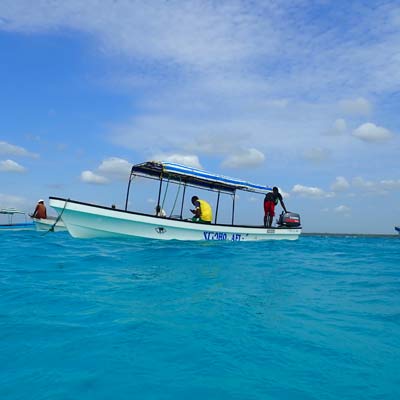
[190,196,212,224]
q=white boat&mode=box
[0,208,34,231]
[395,226,400,234]
[49,161,302,241]
[32,216,67,232]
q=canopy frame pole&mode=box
[169,177,182,217]
[125,172,134,211]
[215,191,221,224]
[179,183,187,220]
[231,191,236,225]
[156,173,164,211]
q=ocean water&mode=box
[1,231,399,400]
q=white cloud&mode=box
[98,157,132,179]
[331,176,350,192]
[1,0,399,100]
[339,97,372,116]
[80,170,109,184]
[352,123,393,142]
[2,0,396,166]
[152,154,202,169]
[278,188,290,199]
[0,141,38,158]
[221,148,265,168]
[292,184,333,198]
[380,179,400,190]
[0,1,274,70]
[352,176,376,191]
[334,205,351,215]
[0,159,26,173]
[352,176,400,194]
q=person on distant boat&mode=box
[155,205,166,217]
[264,187,287,228]
[190,196,212,223]
[32,199,47,219]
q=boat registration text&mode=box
[203,231,243,241]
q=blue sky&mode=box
[1,0,399,233]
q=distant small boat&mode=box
[395,226,400,234]
[0,208,34,231]
[32,217,67,232]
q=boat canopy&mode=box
[0,208,26,215]
[130,161,272,194]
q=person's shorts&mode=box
[264,201,275,216]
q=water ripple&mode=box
[0,232,399,399]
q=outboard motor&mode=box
[277,212,301,228]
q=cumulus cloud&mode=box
[0,159,26,173]
[80,157,132,183]
[331,176,350,192]
[80,170,109,184]
[98,157,132,179]
[221,148,265,168]
[0,141,38,158]
[352,123,393,142]
[352,176,400,193]
[339,97,372,116]
[352,176,375,191]
[152,154,202,169]
[292,184,333,198]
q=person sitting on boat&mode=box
[32,199,47,219]
[155,205,166,217]
[264,187,287,228]
[190,196,212,224]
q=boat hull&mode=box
[0,222,34,231]
[49,197,301,241]
[33,217,67,232]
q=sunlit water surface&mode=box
[1,231,399,399]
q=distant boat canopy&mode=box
[0,208,26,215]
[0,208,33,230]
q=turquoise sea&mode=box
[1,231,399,399]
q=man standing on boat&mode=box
[31,199,47,219]
[264,187,287,228]
[190,196,212,224]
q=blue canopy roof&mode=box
[130,161,272,194]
